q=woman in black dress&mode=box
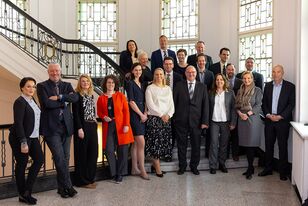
[9,77,44,205]
[120,40,139,74]
[127,63,149,180]
[73,74,98,188]
[174,48,188,78]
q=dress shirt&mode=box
[161,49,168,60]
[22,94,41,138]
[212,91,227,122]
[145,84,174,118]
[228,76,235,89]
[186,80,196,92]
[220,62,227,74]
[272,80,283,114]
[198,69,206,83]
[166,71,174,89]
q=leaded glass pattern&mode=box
[169,43,195,56]
[78,0,117,42]
[239,33,272,80]
[161,0,198,40]
[239,0,272,32]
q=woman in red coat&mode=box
[97,75,134,184]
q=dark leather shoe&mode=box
[219,165,228,173]
[19,195,36,205]
[191,168,200,175]
[155,173,164,177]
[210,168,216,174]
[177,168,185,175]
[232,156,239,161]
[246,173,252,180]
[280,175,288,181]
[57,188,69,198]
[151,165,166,174]
[67,187,77,197]
[258,170,273,177]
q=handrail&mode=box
[0,0,124,77]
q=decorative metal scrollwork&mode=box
[38,30,60,65]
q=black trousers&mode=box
[175,125,201,170]
[9,136,44,195]
[264,119,290,176]
[229,126,239,157]
[74,122,98,186]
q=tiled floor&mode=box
[0,167,300,206]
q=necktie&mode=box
[55,82,60,95]
[163,50,167,58]
[189,82,194,99]
[166,74,171,86]
[223,65,226,75]
[199,72,204,83]
[229,79,233,89]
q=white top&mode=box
[212,91,227,122]
[145,84,174,118]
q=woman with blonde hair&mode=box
[235,71,263,180]
[73,74,98,188]
[145,68,174,177]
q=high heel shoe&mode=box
[151,165,166,174]
[155,172,164,178]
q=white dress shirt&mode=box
[212,91,227,122]
[22,94,41,138]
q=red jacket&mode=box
[97,92,134,149]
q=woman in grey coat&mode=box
[235,71,263,180]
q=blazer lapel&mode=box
[268,82,274,113]
[277,80,286,113]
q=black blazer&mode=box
[72,93,94,131]
[262,80,295,122]
[171,71,183,91]
[209,90,237,126]
[9,96,38,143]
[150,49,177,72]
[236,71,264,90]
[196,69,214,91]
[173,81,209,128]
[209,62,226,77]
[37,79,78,137]
[119,50,134,74]
[231,77,242,95]
[187,54,213,70]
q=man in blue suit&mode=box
[151,35,177,72]
[37,63,78,198]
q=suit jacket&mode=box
[236,71,264,90]
[97,92,134,149]
[230,77,242,95]
[37,79,78,137]
[119,50,134,74]
[173,81,209,128]
[196,69,214,91]
[151,49,177,72]
[209,90,237,126]
[209,62,226,76]
[187,54,213,70]
[262,80,295,122]
[171,71,183,91]
[9,96,38,143]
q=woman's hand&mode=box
[103,116,112,122]
[123,126,129,133]
[21,142,29,154]
[230,125,235,130]
[238,111,248,121]
[78,128,84,139]
[140,113,148,123]
[161,115,170,123]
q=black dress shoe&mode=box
[151,165,166,174]
[219,165,228,173]
[280,175,288,181]
[210,168,216,174]
[246,173,252,180]
[57,188,69,198]
[191,168,200,175]
[67,187,78,197]
[243,167,254,176]
[177,168,185,175]
[258,170,273,177]
[19,195,36,205]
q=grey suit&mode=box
[237,87,263,147]
[209,90,236,169]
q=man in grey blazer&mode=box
[37,63,78,198]
[173,66,209,175]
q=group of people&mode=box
[8,35,295,205]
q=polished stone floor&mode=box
[0,167,300,206]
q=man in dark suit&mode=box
[173,65,209,175]
[187,41,213,70]
[151,35,177,72]
[209,47,231,76]
[226,63,242,161]
[258,65,295,181]
[195,53,214,90]
[37,63,79,198]
[163,56,183,91]
[236,57,264,90]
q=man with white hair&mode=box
[37,63,78,197]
